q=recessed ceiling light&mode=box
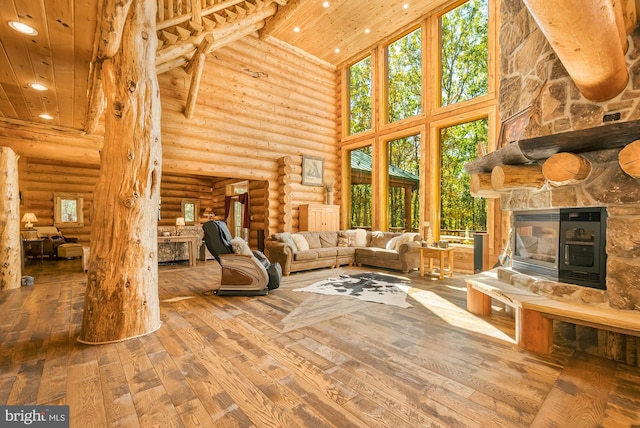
[39,113,53,120]
[8,21,38,36]
[334,48,341,53]
[364,28,371,34]
[322,1,330,7]
[29,83,48,91]
[293,26,301,33]
[403,3,410,9]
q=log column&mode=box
[80,0,162,344]
[277,156,293,232]
[0,147,21,291]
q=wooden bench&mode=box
[465,270,640,354]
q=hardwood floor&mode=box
[3,257,640,427]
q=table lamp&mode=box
[21,212,38,229]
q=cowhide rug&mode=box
[293,272,413,308]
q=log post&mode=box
[470,173,500,198]
[619,139,640,178]
[80,0,162,344]
[0,147,21,291]
[491,165,545,191]
[542,152,591,185]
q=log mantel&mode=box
[465,119,640,174]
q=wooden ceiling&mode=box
[0,0,451,132]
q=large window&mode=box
[387,28,422,123]
[440,0,489,107]
[440,119,488,234]
[348,146,373,229]
[348,56,372,135]
[341,0,494,237]
[387,135,420,231]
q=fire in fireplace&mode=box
[512,207,607,289]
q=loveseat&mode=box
[264,230,422,275]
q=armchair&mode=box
[202,220,281,296]
[33,226,81,258]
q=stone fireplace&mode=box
[493,0,640,312]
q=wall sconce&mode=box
[175,217,185,235]
[21,212,38,229]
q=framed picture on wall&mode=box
[302,155,324,186]
[498,106,533,148]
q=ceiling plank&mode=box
[44,0,75,127]
[0,40,23,119]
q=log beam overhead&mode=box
[522,0,631,102]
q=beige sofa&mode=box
[264,230,421,275]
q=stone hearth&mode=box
[496,0,640,312]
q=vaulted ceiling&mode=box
[0,0,449,133]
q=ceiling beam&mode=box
[259,0,300,38]
[184,34,215,119]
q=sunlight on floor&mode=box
[401,284,516,344]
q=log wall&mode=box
[158,33,338,237]
[17,158,218,246]
[1,32,339,244]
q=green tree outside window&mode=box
[440,119,488,233]
[387,28,422,123]
[441,0,488,107]
[348,57,372,135]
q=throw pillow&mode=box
[291,233,310,251]
[230,237,253,256]
[280,232,298,252]
[386,236,400,251]
[353,229,367,247]
[338,237,350,247]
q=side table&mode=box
[23,239,44,265]
[418,245,455,280]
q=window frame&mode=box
[181,199,200,225]
[54,193,84,228]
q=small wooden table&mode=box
[157,235,199,267]
[23,239,44,265]
[419,246,455,279]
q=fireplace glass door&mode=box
[562,223,596,268]
[558,207,606,289]
[512,210,560,279]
